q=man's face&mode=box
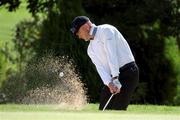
[76,23,90,41]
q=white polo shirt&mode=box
[87,24,135,86]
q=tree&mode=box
[35,0,102,102]
[0,0,20,11]
[1,0,179,104]
[83,0,180,104]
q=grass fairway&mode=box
[0,104,180,120]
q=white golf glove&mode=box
[113,79,122,90]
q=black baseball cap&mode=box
[70,16,89,36]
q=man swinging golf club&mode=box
[70,16,139,110]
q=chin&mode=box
[84,39,89,41]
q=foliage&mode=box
[0,0,20,11]
[33,0,101,102]
[0,42,16,87]
[83,0,180,104]
[12,18,41,71]
[26,0,55,16]
[0,51,7,86]
[164,36,180,105]
[0,0,179,104]
[0,72,27,103]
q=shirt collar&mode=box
[89,24,98,37]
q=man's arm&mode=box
[103,28,120,78]
[87,48,112,86]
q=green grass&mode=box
[0,2,31,44]
[0,104,180,120]
[0,1,31,85]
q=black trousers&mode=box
[99,62,139,110]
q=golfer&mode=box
[70,16,139,110]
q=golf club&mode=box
[102,94,114,111]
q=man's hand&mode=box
[112,79,122,94]
[108,79,122,94]
[108,82,118,94]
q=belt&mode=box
[120,61,136,72]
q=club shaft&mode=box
[102,94,114,111]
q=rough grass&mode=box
[0,104,180,120]
[0,2,31,43]
[0,1,31,86]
